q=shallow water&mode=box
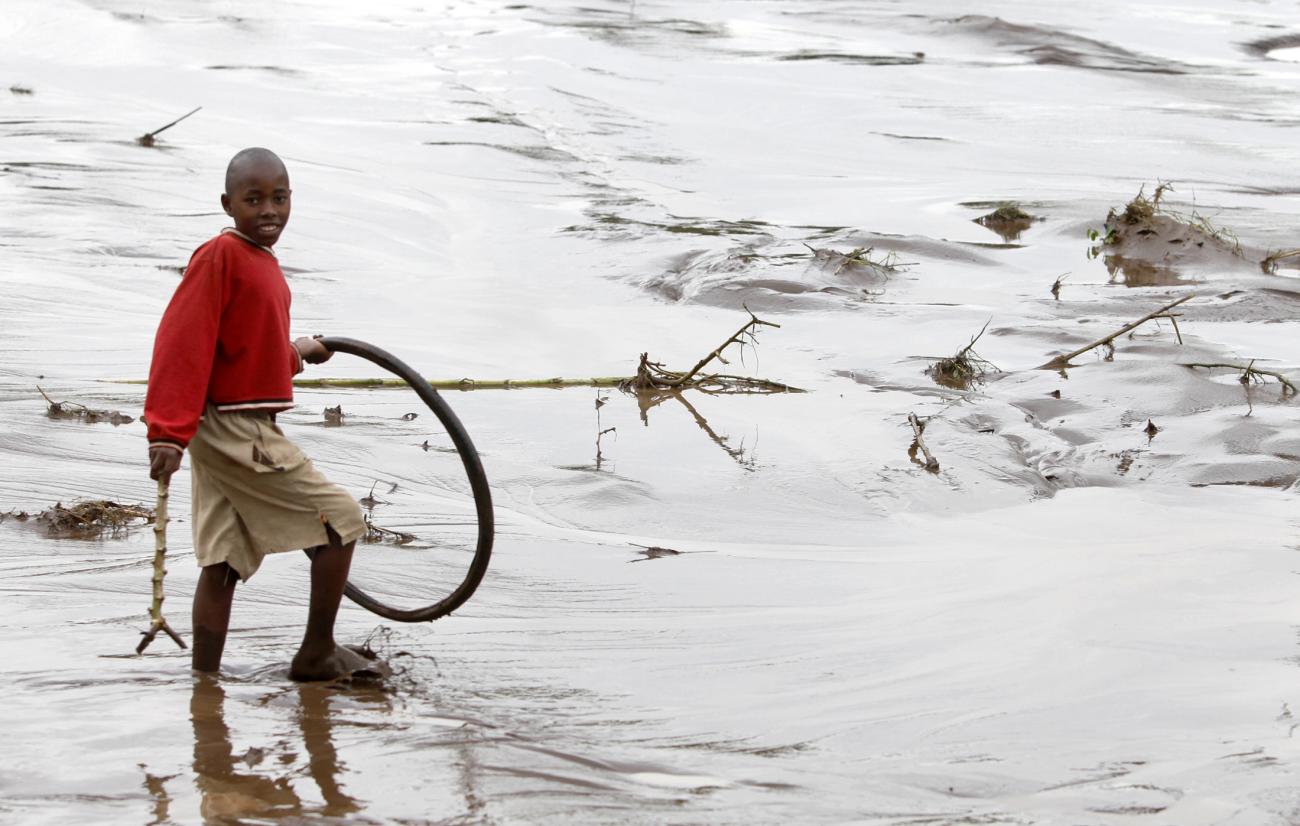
[4,0,1300,822]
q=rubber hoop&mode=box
[317,336,494,622]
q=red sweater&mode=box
[146,230,301,450]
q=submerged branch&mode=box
[137,106,202,147]
[1039,294,1195,369]
[1180,361,1298,396]
[907,413,940,473]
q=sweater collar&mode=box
[221,227,277,258]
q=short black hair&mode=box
[224,147,287,193]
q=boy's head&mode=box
[221,147,291,248]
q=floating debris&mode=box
[925,321,998,390]
[907,413,941,473]
[37,500,153,539]
[362,514,414,545]
[38,387,134,426]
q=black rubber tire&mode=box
[317,336,494,622]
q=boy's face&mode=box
[221,160,291,247]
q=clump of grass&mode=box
[973,202,1036,241]
[985,202,1031,222]
[1094,182,1243,259]
[925,321,998,390]
[37,500,154,538]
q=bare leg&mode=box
[290,526,358,681]
[192,563,238,672]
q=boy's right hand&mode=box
[149,446,182,482]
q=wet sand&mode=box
[4,0,1300,822]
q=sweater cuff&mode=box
[149,440,185,454]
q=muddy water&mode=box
[5,0,1300,822]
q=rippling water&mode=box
[5,1,1300,822]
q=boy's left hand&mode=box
[295,336,332,365]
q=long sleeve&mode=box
[144,246,226,450]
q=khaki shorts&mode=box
[187,407,365,581]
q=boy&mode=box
[146,147,368,681]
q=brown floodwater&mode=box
[5,0,1300,823]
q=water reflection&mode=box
[190,675,364,821]
[634,389,757,469]
[1104,254,1188,287]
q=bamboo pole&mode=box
[296,376,633,390]
[136,479,186,654]
[111,376,634,391]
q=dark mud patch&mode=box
[529,9,727,48]
[873,132,951,142]
[642,243,900,310]
[638,229,1002,310]
[1241,34,1300,59]
[565,212,773,240]
[204,65,303,77]
[9,86,34,96]
[424,140,581,164]
[943,15,1200,75]
[776,50,924,66]
[467,113,528,127]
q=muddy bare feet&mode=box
[290,644,389,682]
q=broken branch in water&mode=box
[136,480,186,655]
[362,514,415,545]
[1262,248,1300,274]
[1180,360,1298,396]
[1050,273,1067,300]
[137,106,202,147]
[630,307,789,392]
[924,320,997,390]
[803,243,916,275]
[1039,294,1195,369]
[907,412,940,473]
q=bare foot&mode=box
[290,644,389,682]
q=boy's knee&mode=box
[199,562,239,590]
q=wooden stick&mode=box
[907,413,940,473]
[1039,294,1195,368]
[137,106,202,146]
[136,479,186,654]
